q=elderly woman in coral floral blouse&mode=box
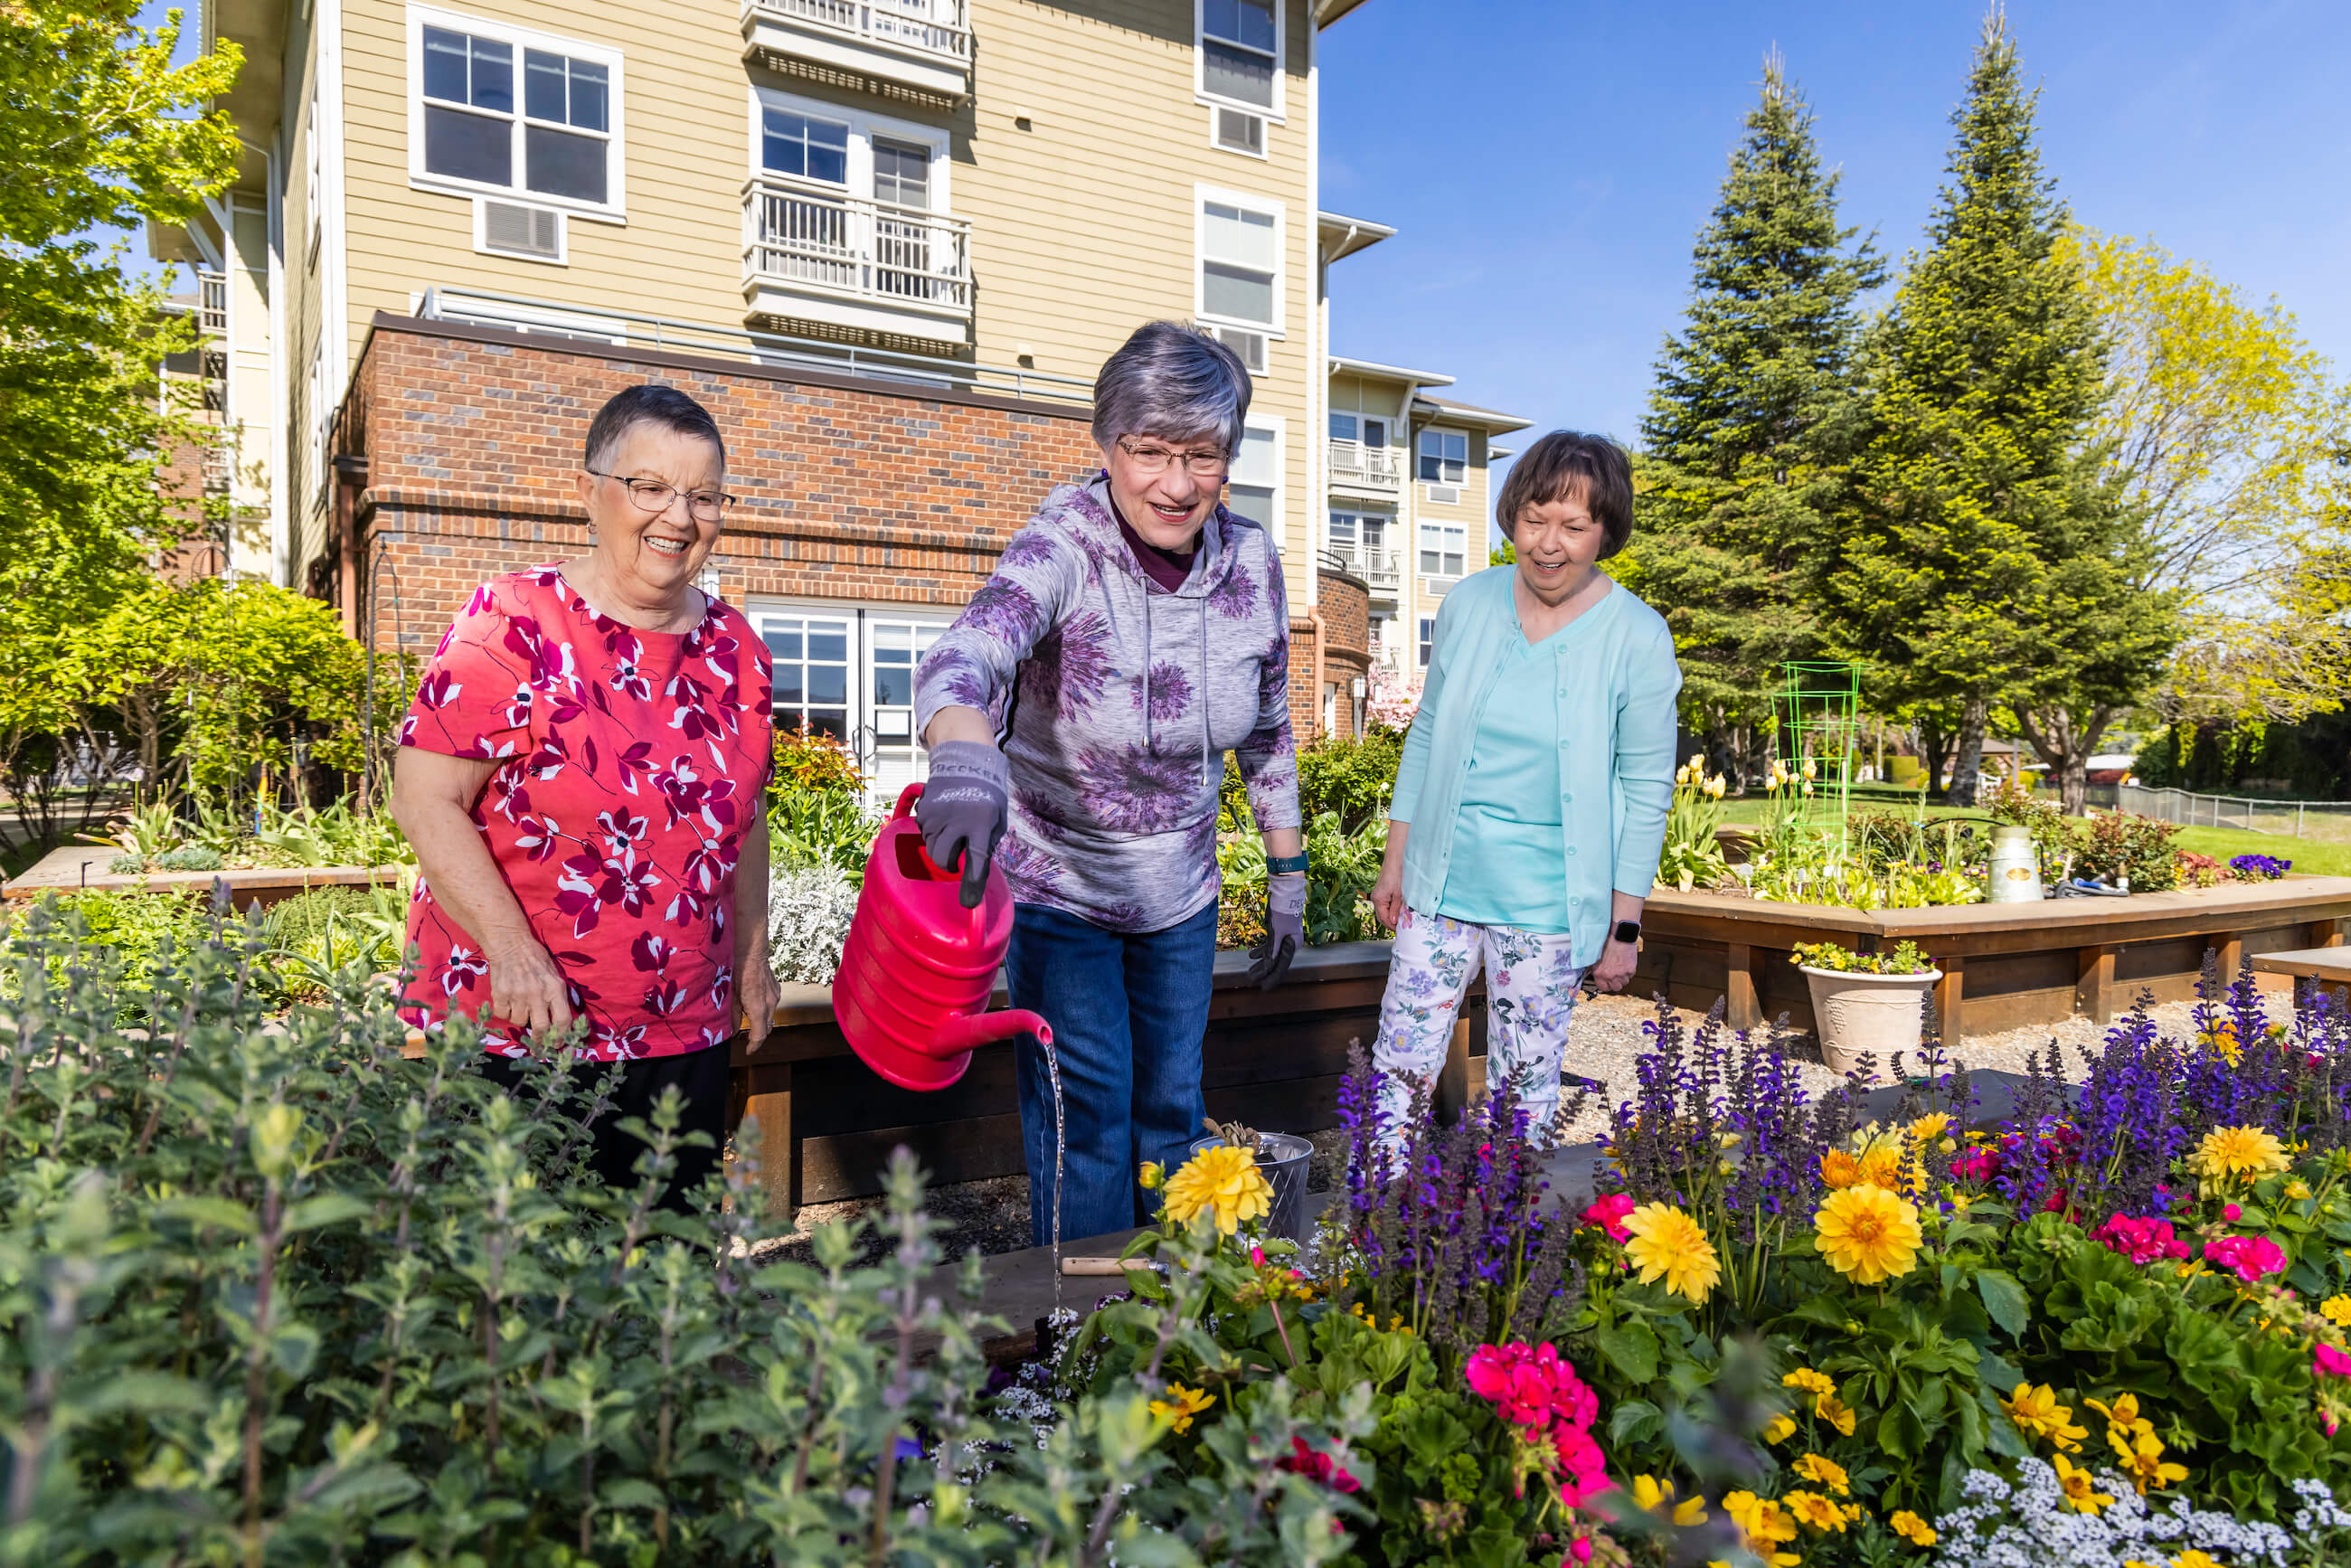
[392,384,776,1205]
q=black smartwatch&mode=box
[1267,851,1310,875]
[1613,920,1642,946]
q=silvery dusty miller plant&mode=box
[767,861,859,986]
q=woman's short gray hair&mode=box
[1091,321,1252,456]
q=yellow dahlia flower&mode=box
[1814,1183,1923,1284]
[1819,1149,1862,1189]
[2194,1125,2289,1182]
[1161,1144,1270,1234]
[1622,1202,1722,1305]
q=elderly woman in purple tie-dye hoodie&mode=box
[911,320,1305,1247]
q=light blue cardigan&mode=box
[1390,566,1683,967]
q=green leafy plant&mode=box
[1657,757,1733,893]
[2078,808,2183,891]
[1790,940,1937,976]
[0,910,1372,1565]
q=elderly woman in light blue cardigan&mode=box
[1369,430,1682,1139]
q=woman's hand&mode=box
[1590,936,1639,995]
[1372,819,1411,930]
[486,934,575,1047]
[738,956,780,1050]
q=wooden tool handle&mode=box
[1059,1256,1152,1276]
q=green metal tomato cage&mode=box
[1775,661,1862,851]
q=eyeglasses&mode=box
[587,468,737,522]
[1115,438,1230,478]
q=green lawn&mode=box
[2170,826,2351,878]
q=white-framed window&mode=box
[407,5,625,218]
[1224,418,1281,531]
[749,88,950,208]
[1418,428,1468,485]
[1329,411,1388,448]
[1197,187,1282,336]
[1419,520,1465,578]
[746,601,952,804]
[1197,0,1283,119]
[1417,617,1436,669]
[305,94,322,256]
[1327,508,1388,567]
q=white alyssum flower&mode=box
[1931,1458,2303,1568]
[768,864,860,987]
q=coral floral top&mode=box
[398,567,773,1060]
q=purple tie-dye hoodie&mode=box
[912,477,1300,933]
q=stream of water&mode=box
[1043,1036,1064,1305]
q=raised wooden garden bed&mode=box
[1636,875,2351,1037]
[728,940,1489,1217]
[2,845,401,912]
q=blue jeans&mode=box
[1006,900,1219,1247]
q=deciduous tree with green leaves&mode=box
[2067,231,2351,727]
[0,0,241,842]
[1825,16,2174,810]
[1631,55,1882,788]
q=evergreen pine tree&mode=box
[1631,55,1881,783]
[1824,14,2172,807]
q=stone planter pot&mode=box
[1191,1131,1315,1244]
[1799,964,1942,1075]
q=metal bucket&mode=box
[1190,1131,1314,1244]
[1987,823,2043,903]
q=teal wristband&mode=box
[1267,852,1309,876]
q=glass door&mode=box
[862,614,947,803]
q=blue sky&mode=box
[1318,0,2351,462]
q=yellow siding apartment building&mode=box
[155,0,1523,760]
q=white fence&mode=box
[2093,784,2351,842]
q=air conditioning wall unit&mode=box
[1213,325,1267,374]
[1425,483,1461,505]
[1213,107,1265,156]
[478,199,564,263]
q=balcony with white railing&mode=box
[197,269,228,335]
[741,0,971,103]
[1327,439,1400,491]
[741,177,973,344]
[1323,541,1400,592]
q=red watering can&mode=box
[832,782,1053,1091]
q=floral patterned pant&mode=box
[1373,909,1587,1146]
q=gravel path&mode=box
[751,989,2223,1263]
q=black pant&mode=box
[478,1045,730,1211]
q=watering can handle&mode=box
[891,780,986,935]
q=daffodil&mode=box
[1160,1145,1270,1234]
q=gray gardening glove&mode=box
[1248,873,1306,989]
[918,741,1010,909]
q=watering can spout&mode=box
[929,1008,1053,1057]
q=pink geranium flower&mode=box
[2317,1344,2351,1380]
[1466,1341,1596,1429]
[2093,1214,2192,1265]
[2203,1233,2289,1282]
[1581,1193,1637,1242]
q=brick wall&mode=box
[344,316,1325,726]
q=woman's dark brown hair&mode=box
[1494,430,1634,560]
